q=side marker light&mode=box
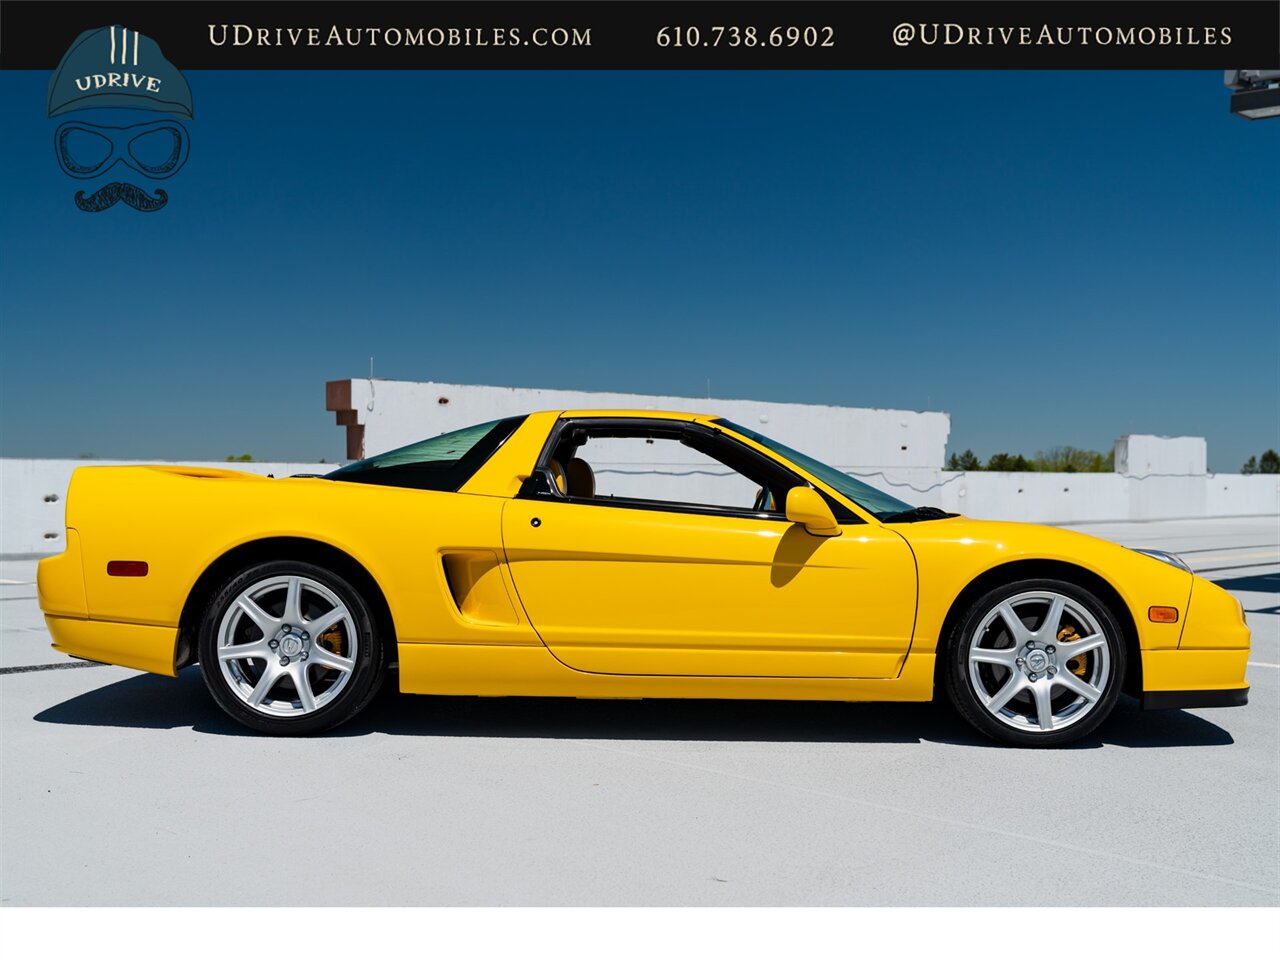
[107,561,149,577]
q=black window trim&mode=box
[518,416,863,525]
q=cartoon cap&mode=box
[48,25,193,119]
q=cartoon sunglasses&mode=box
[54,119,189,180]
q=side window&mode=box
[578,435,763,511]
[536,421,802,518]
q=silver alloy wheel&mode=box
[216,574,358,718]
[967,590,1111,733]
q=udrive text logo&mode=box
[72,26,165,93]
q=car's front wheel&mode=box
[198,560,387,735]
[945,579,1126,747]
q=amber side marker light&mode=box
[107,561,149,577]
[1149,606,1179,623]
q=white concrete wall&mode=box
[1116,434,1207,477]
[327,378,952,471]
[932,472,1132,524]
[0,459,329,557]
[1205,474,1280,516]
[923,471,1276,524]
[1128,475,1208,521]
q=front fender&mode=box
[900,519,1192,654]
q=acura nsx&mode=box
[37,410,1250,745]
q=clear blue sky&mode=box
[1,70,1276,469]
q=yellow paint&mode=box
[896,517,1196,655]
[501,496,914,678]
[784,486,841,537]
[36,528,87,618]
[35,410,1250,706]
[46,615,178,676]
[440,550,523,629]
[460,411,562,498]
[1142,648,1249,691]
[1180,576,1251,649]
[398,642,937,701]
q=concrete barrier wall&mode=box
[1205,474,1280,517]
[935,472,1133,524]
[911,470,1277,524]
[0,459,330,557]
[4,457,1276,557]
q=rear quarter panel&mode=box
[65,465,540,647]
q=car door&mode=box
[500,418,917,679]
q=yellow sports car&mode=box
[37,410,1250,745]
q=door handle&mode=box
[530,517,542,528]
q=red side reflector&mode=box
[107,561,149,577]
[1148,606,1179,624]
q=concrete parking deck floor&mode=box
[2,517,1277,906]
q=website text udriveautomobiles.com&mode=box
[206,23,593,50]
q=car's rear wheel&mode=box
[198,560,386,735]
[945,579,1126,747]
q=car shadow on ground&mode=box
[1211,572,1280,614]
[33,668,1235,749]
[1211,572,1278,594]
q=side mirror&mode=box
[785,487,841,537]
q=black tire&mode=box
[944,578,1126,747]
[198,560,387,735]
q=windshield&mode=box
[713,419,915,519]
[327,416,524,491]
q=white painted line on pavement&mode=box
[1190,550,1279,565]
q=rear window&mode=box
[327,416,525,491]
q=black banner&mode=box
[3,1,1278,70]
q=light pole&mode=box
[1225,70,1280,120]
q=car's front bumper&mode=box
[1142,686,1249,710]
[1139,576,1250,710]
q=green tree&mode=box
[1087,449,1115,472]
[1242,456,1258,475]
[1034,446,1113,473]
[986,452,1032,471]
[225,453,254,462]
[947,449,981,471]
[1260,449,1280,474]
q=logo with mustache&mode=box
[48,26,194,213]
[75,182,170,212]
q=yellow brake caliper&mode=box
[1057,626,1088,675]
[317,626,345,665]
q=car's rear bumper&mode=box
[45,615,178,677]
[37,531,88,618]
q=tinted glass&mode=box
[328,416,524,491]
[713,419,914,518]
